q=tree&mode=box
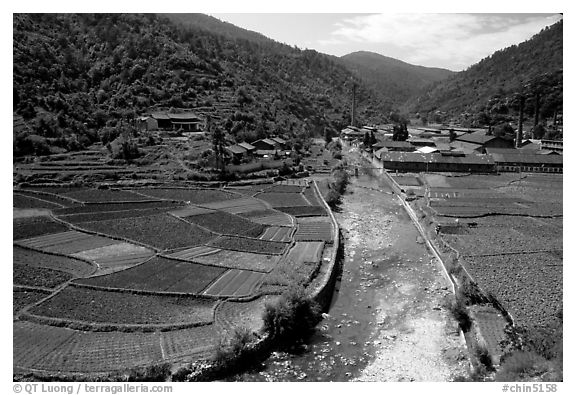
[323,127,332,145]
[209,115,225,175]
[392,121,408,141]
[370,131,377,146]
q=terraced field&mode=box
[423,173,563,331]
[13,181,337,376]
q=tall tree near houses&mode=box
[208,115,225,175]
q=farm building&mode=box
[490,152,563,173]
[146,112,203,132]
[408,138,436,147]
[225,145,249,161]
[269,137,288,149]
[541,139,563,154]
[372,141,415,152]
[377,151,495,173]
[238,142,256,154]
[252,138,280,151]
[452,132,514,153]
[340,126,365,141]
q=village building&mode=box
[138,112,203,132]
[377,151,495,173]
[452,132,514,153]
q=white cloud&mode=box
[322,13,562,70]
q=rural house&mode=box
[452,132,514,153]
[146,112,203,132]
[252,138,280,151]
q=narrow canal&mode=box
[233,149,470,382]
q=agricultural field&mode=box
[13,246,95,278]
[259,226,293,242]
[77,214,215,250]
[215,295,279,334]
[255,191,309,207]
[14,265,72,289]
[462,253,562,328]
[13,216,70,241]
[13,193,62,210]
[54,200,183,216]
[14,290,50,315]
[202,269,266,298]
[188,249,282,272]
[16,230,121,255]
[75,256,226,294]
[423,172,563,334]
[277,205,327,217]
[28,286,216,326]
[237,209,293,226]
[294,221,333,242]
[59,189,152,203]
[183,211,265,237]
[130,188,237,204]
[209,235,287,255]
[13,181,337,376]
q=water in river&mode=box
[232,160,469,382]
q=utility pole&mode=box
[516,95,525,148]
[351,82,357,127]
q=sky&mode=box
[211,13,562,71]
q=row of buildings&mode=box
[343,126,563,173]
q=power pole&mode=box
[516,95,525,148]
[351,82,357,127]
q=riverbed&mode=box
[233,151,470,382]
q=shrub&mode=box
[125,362,171,382]
[262,285,321,348]
[495,351,548,382]
[448,297,472,332]
[213,326,258,369]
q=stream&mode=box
[232,150,470,382]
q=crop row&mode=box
[202,269,265,297]
[16,230,121,256]
[183,211,265,238]
[28,286,217,326]
[75,256,226,294]
[294,222,333,242]
[462,252,562,328]
[77,214,215,250]
[200,197,268,214]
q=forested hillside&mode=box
[340,51,454,108]
[404,20,563,125]
[13,13,387,156]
